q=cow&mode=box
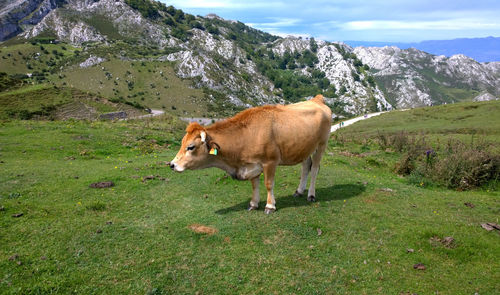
[169,94,332,214]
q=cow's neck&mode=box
[206,127,241,178]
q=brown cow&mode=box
[170,94,332,214]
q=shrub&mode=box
[431,140,499,190]
[389,133,499,190]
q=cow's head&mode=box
[169,122,216,172]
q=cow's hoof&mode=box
[307,195,316,202]
[264,208,275,214]
[247,205,258,211]
[293,190,303,198]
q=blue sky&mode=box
[163,0,500,42]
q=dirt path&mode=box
[331,111,387,133]
[125,109,165,120]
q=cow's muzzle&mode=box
[168,161,184,172]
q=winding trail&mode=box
[330,111,387,133]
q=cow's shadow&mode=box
[215,183,365,215]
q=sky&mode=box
[163,0,500,42]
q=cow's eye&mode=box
[186,144,195,151]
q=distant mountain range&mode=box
[345,37,500,63]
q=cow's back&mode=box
[273,98,331,165]
[207,97,331,166]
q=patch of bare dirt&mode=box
[464,202,475,208]
[89,181,114,188]
[338,151,379,158]
[141,175,169,182]
[188,224,218,235]
[429,236,456,248]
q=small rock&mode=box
[481,223,494,231]
[464,202,475,208]
[317,228,322,236]
[12,213,23,218]
[106,221,113,225]
[16,261,22,265]
[407,248,415,253]
[40,256,47,260]
[203,194,208,199]
[379,188,394,192]
[413,263,426,270]
[487,222,500,230]
[96,229,103,234]
[73,176,79,179]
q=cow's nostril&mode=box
[169,162,175,169]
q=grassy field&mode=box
[339,100,500,145]
[1,109,499,294]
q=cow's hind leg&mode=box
[263,163,277,214]
[294,156,312,197]
[248,176,260,211]
[307,142,327,202]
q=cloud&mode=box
[248,17,301,28]
[342,18,500,31]
[163,0,500,42]
[167,0,285,9]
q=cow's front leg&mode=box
[248,176,260,211]
[263,163,277,214]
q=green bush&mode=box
[387,133,499,190]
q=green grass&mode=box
[340,100,500,145]
[0,84,145,120]
[1,113,499,294]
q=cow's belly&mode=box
[234,163,263,180]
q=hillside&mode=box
[0,0,499,118]
[339,100,500,145]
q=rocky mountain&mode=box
[346,37,500,63]
[1,0,499,118]
[354,46,500,108]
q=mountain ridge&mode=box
[345,36,500,62]
[0,0,498,119]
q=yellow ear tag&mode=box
[209,148,218,155]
